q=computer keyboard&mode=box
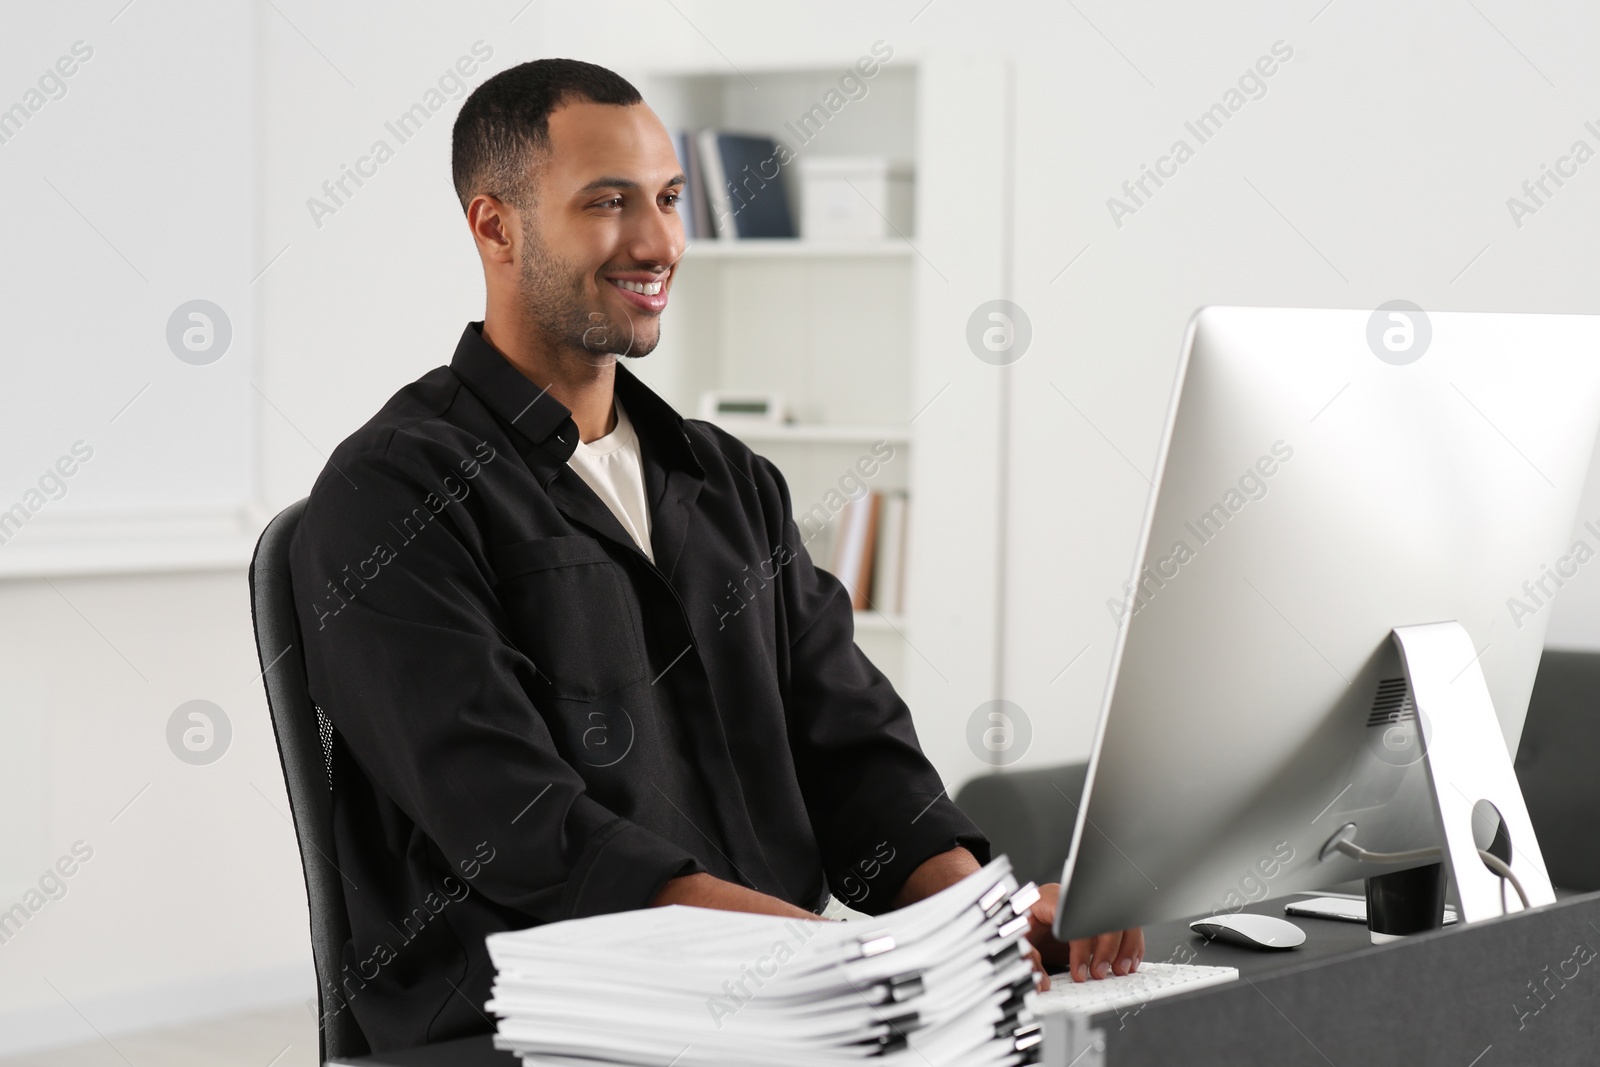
[1027,961,1239,1016]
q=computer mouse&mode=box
[1188,913,1306,950]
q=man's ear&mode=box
[467,194,517,266]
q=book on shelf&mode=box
[872,491,909,616]
[690,129,797,240]
[828,490,912,616]
[485,854,1044,1066]
[829,491,879,611]
[671,130,705,240]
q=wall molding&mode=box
[0,961,315,1057]
[0,506,265,579]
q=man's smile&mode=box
[604,269,671,312]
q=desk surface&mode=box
[1099,888,1600,1066]
[1139,892,1375,976]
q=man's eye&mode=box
[662,192,681,207]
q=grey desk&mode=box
[1060,888,1600,1065]
[333,890,1600,1066]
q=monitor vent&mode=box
[1367,677,1415,727]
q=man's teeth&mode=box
[612,279,663,296]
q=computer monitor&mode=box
[1054,305,1600,941]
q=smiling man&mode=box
[290,58,1138,1053]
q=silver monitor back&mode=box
[1054,305,1600,941]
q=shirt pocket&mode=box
[488,535,647,700]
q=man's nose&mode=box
[627,200,685,269]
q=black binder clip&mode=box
[988,939,1024,966]
[881,971,924,1003]
[1013,1021,1044,1058]
[979,879,1012,918]
[1007,882,1041,919]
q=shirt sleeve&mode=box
[754,455,992,915]
[290,435,704,923]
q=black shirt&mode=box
[289,322,989,1051]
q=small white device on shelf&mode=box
[697,391,789,427]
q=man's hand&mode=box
[651,872,827,921]
[653,855,1144,993]
[1022,883,1142,991]
[889,850,1142,992]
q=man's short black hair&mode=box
[451,58,643,213]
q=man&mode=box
[291,57,1140,1052]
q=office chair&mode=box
[248,498,370,1062]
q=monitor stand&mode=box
[1387,622,1555,924]
[1322,622,1555,938]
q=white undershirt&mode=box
[565,398,655,563]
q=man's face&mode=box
[515,100,685,362]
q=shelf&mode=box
[682,239,914,260]
[853,611,906,632]
[710,422,910,445]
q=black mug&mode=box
[1366,863,1446,942]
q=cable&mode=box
[1330,839,1442,865]
[1475,848,1530,910]
[1329,835,1529,912]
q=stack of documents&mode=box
[485,857,1044,1066]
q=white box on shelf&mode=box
[696,390,789,426]
[797,157,914,241]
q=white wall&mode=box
[0,572,311,1053]
[997,0,1600,770]
[256,1,523,508]
[0,1,260,577]
[0,0,306,1053]
[6,0,1600,1052]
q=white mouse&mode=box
[1188,913,1306,950]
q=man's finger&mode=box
[1021,940,1051,991]
[1089,930,1122,979]
[1024,883,1071,970]
[1115,927,1145,975]
[1067,937,1092,983]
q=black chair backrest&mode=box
[248,498,369,1061]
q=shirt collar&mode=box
[449,321,701,477]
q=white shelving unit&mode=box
[853,610,909,632]
[704,422,911,445]
[683,239,915,259]
[629,56,1008,788]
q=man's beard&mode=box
[517,221,659,362]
